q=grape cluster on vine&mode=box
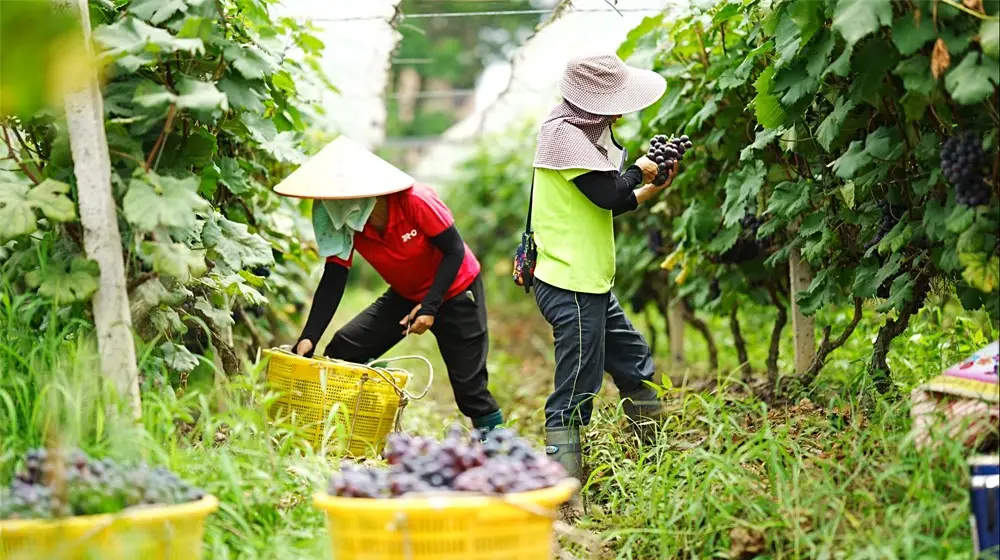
[941,130,992,207]
[711,213,770,264]
[326,427,566,498]
[646,134,693,184]
[864,200,904,253]
[0,448,205,520]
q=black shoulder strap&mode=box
[524,170,535,234]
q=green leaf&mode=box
[689,97,719,130]
[754,94,787,129]
[852,259,880,297]
[220,273,267,306]
[789,1,822,44]
[853,39,899,102]
[720,41,773,90]
[796,268,836,316]
[832,140,871,179]
[895,56,935,95]
[242,113,277,142]
[864,127,903,160]
[824,45,853,77]
[176,78,228,111]
[766,180,812,217]
[947,204,975,233]
[130,0,187,24]
[722,161,766,227]
[202,213,275,273]
[142,240,207,281]
[778,67,819,105]
[218,158,251,194]
[982,19,1000,60]
[217,78,265,113]
[25,257,100,304]
[874,253,904,291]
[912,169,942,197]
[26,179,76,222]
[94,17,203,71]
[740,127,784,161]
[123,173,209,231]
[800,212,827,237]
[161,342,200,373]
[773,13,802,69]
[675,201,717,243]
[150,309,185,336]
[885,272,915,311]
[945,52,998,105]
[194,297,235,331]
[900,91,931,122]
[839,180,856,209]
[708,224,741,253]
[225,44,277,80]
[0,183,36,242]
[960,253,1000,293]
[159,127,218,169]
[832,0,892,46]
[892,14,936,55]
[712,3,741,25]
[755,66,777,95]
[816,97,855,151]
[879,222,913,254]
[805,29,836,78]
[259,132,306,164]
[803,226,833,263]
[923,200,950,242]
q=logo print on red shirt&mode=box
[401,229,418,242]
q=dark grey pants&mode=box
[534,280,656,428]
[324,275,500,421]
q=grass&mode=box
[1,271,997,559]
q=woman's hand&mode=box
[400,304,434,335]
[635,156,658,185]
[635,162,680,204]
[295,339,314,356]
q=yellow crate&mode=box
[0,496,218,560]
[262,349,426,457]
[313,480,579,560]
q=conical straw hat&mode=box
[273,135,415,200]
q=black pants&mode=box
[534,280,656,428]
[324,275,500,420]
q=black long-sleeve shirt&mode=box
[296,224,466,356]
[572,165,643,216]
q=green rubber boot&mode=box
[545,426,584,522]
[472,410,504,439]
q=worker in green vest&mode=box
[530,54,676,496]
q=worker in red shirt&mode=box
[275,136,503,433]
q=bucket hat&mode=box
[273,135,415,200]
[558,54,666,116]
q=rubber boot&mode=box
[620,384,667,442]
[472,410,503,440]
[545,426,584,522]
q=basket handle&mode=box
[365,355,434,401]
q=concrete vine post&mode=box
[60,0,142,418]
[668,299,686,377]
[788,248,816,374]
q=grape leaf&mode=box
[884,273,915,311]
[719,41,773,90]
[773,13,802,69]
[159,127,218,169]
[831,140,871,179]
[895,56,935,96]
[805,29,836,77]
[24,257,100,304]
[832,0,892,47]
[779,67,819,105]
[824,44,853,78]
[754,94,787,129]
[803,226,833,263]
[789,1,822,44]
[945,52,998,105]
[891,14,936,55]
[852,259,881,297]
[0,183,36,242]
[934,246,962,272]
[217,78,265,113]
[94,17,204,71]
[259,131,306,164]
[816,97,855,151]
[712,3,741,25]
[766,180,812,218]
[151,308,185,335]
[675,201,717,244]
[796,268,836,316]
[690,97,719,130]
[220,273,268,306]
[161,342,199,373]
[864,127,903,160]
[799,212,827,237]
[722,161,766,227]
[923,200,950,242]
[130,0,188,24]
[242,113,278,142]
[194,297,235,331]
[853,39,899,102]
[878,222,913,254]
[960,253,1000,293]
[982,19,1000,60]
[218,158,251,194]
[874,253,904,290]
[26,179,76,222]
[123,174,209,231]
[740,127,785,161]
[202,213,275,273]
[839,180,855,209]
[947,204,975,233]
[912,169,942,197]
[225,44,277,80]
[142,240,207,281]
[708,224,741,253]
[134,78,227,111]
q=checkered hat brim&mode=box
[558,54,666,116]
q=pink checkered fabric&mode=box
[533,54,666,172]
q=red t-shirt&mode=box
[327,184,481,302]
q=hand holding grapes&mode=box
[635,156,658,184]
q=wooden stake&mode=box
[667,299,686,374]
[62,0,141,418]
[788,248,816,374]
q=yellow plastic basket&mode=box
[313,479,579,560]
[261,348,431,457]
[0,495,218,560]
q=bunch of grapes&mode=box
[712,214,770,264]
[0,448,205,520]
[646,134,694,185]
[941,130,992,207]
[326,427,566,499]
[863,200,905,253]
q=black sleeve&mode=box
[572,165,643,215]
[296,261,349,357]
[418,224,465,317]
